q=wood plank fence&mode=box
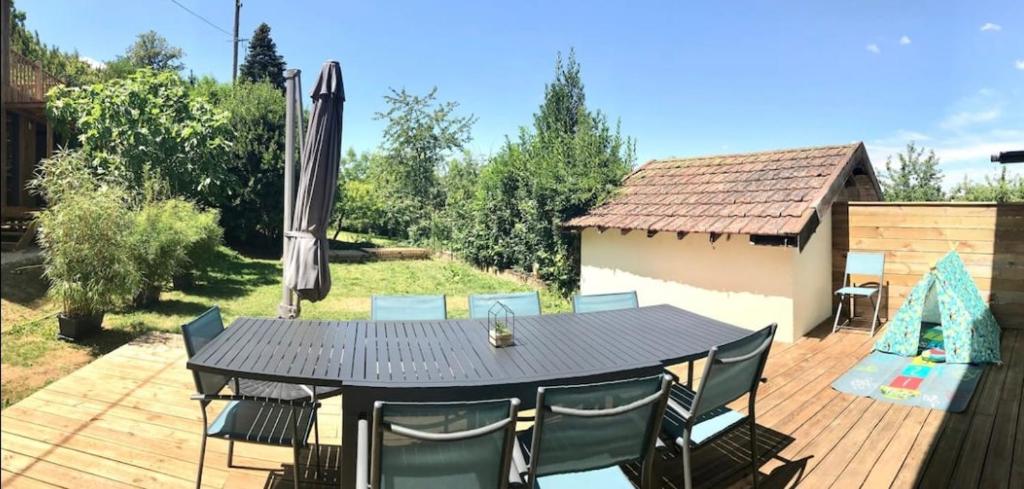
[832,202,1024,329]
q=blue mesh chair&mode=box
[371,295,447,321]
[572,291,639,313]
[182,306,327,489]
[661,324,777,489]
[515,374,673,489]
[833,251,885,335]
[468,291,541,319]
[355,398,521,489]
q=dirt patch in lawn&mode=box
[1,347,93,408]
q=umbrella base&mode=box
[278,302,300,319]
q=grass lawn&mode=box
[0,247,569,408]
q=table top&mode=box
[186,304,754,389]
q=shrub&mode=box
[207,81,287,247]
[181,207,224,282]
[35,179,139,318]
[45,69,233,201]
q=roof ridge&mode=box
[641,141,862,166]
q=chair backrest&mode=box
[572,291,639,313]
[690,324,777,419]
[468,291,541,319]
[371,295,447,321]
[370,399,520,489]
[844,251,885,280]
[527,374,672,480]
[181,306,230,396]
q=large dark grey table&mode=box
[187,304,753,488]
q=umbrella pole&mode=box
[279,68,301,319]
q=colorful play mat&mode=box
[832,325,985,412]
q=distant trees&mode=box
[9,0,100,85]
[951,167,1024,203]
[113,31,186,73]
[239,23,287,90]
[372,87,476,240]
[459,51,635,294]
[880,142,945,202]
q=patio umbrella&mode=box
[282,61,345,308]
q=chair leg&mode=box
[313,412,322,479]
[749,416,759,489]
[681,439,693,489]
[832,297,845,333]
[292,408,301,489]
[195,433,208,489]
[227,440,234,468]
[870,293,882,336]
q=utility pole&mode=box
[231,0,241,83]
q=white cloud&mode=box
[980,22,1002,32]
[899,35,912,45]
[79,56,106,69]
[1016,59,1024,70]
[866,43,880,54]
[940,108,1001,130]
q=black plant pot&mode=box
[172,272,195,290]
[133,286,162,308]
[57,312,104,342]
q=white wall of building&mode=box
[578,214,834,342]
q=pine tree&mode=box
[239,23,286,90]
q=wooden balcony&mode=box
[4,50,62,108]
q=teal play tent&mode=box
[874,251,1001,364]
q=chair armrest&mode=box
[356,419,370,489]
[189,393,319,408]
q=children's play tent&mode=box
[874,250,1001,364]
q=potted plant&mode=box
[489,320,515,348]
[35,179,140,341]
[129,197,198,306]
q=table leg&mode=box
[687,360,694,387]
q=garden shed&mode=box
[565,142,881,342]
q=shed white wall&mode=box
[578,212,834,342]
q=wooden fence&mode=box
[832,202,1024,329]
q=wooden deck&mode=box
[1,324,1021,489]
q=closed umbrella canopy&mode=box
[284,61,345,303]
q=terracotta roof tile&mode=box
[565,142,875,237]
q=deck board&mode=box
[2,327,1021,488]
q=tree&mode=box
[9,0,100,86]
[461,50,635,294]
[205,81,289,246]
[46,70,232,201]
[951,167,1024,203]
[881,142,945,202]
[117,31,185,72]
[373,87,476,239]
[239,23,287,90]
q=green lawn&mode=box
[0,247,569,408]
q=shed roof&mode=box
[565,142,880,237]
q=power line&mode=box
[167,0,233,37]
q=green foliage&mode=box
[881,142,945,202]
[372,88,476,240]
[46,69,233,201]
[129,197,197,298]
[950,167,1024,203]
[203,81,288,245]
[115,30,185,73]
[9,0,101,85]
[460,51,635,294]
[34,166,140,317]
[239,23,287,90]
[332,150,388,237]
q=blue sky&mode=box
[18,0,1024,185]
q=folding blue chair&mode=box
[371,295,447,321]
[572,291,639,313]
[468,291,541,319]
[833,251,885,335]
